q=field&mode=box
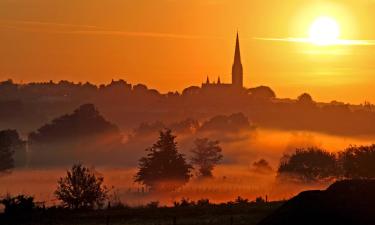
[0,200,284,225]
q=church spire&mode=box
[232,31,244,88]
[234,32,241,64]
[206,76,210,84]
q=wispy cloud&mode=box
[0,19,223,40]
[254,37,375,46]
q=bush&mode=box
[0,194,35,216]
[277,147,338,183]
[339,145,375,179]
[55,163,108,209]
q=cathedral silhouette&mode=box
[202,32,244,89]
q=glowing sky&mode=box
[1,0,375,103]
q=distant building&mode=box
[202,32,244,90]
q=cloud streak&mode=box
[254,37,375,46]
[0,19,223,40]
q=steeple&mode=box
[206,76,210,84]
[234,32,241,65]
[217,76,221,84]
[232,31,243,88]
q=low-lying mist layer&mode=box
[2,128,375,206]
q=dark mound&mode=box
[29,103,120,143]
[258,179,375,225]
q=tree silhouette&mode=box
[190,138,223,177]
[339,145,375,179]
[0,130,25,174]
[134,129,192,191]
[297,93,315,106]
[278,147,337,183]
[29,103,120,144]
[55,163,108,209]
[248,86,276,100]
[252,159,273,173]
[0,194,35,216]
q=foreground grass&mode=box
[0,201,284,225]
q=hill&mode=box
[258,179,375,225]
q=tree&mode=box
[55,164,108,209]
[0,130,25,174]
[297,93,315,106]
[29,104,120,144]
[277,147,338,183]
[134,129,192,191]
[190,138,223,177]
[248,86,276,100]
[339,145,375,179]
[0,194,35,216]
[252,159,273,173]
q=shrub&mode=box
[339,145,375,179]
[278,147,338,183]
[55,163,108,209]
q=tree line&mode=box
[277,145,375,182]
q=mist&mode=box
[2,127,374,206]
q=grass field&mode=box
[0,200,284,225]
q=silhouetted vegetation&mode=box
[277,145,375,182]
[339,145,375,179]
[248,86,276,101]
[4,79,375,136]
[0,194,283,225]
[0,129,25,173]
[55,163,108,209]
[297,93,315,106]
[135,129,192,191]
[252,159,273,174]
[27,104,123,166]
[277,147,338,183]
[29,104,120,144]
[0,194,35,216]
[199,113,253,132]
[0,194,36,224]
[190,138,223,177]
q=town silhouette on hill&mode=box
[1,33,375,138]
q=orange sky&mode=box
[1,0,375,103]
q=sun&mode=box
[309,16,340,46]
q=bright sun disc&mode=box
[309,16,340,46]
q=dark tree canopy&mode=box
[252,159,273,173]
[297,93,315,105]
[190,138,223,177]
[29,104,120,144]
[339,145,375,179]
[134,129,192,191]
[55,164,108,209]
[0,130,25,173]
[0,194,35,216]
[248,86,276,100]
[278,147,337,183]
[199,113,252,132]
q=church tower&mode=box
[232,32,243,88]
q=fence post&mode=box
[230,215,234,225]
[106,215,110,225]
[173,216,177,225]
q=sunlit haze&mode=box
[1,0,375,103]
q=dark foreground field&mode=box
[0,201,283,225]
